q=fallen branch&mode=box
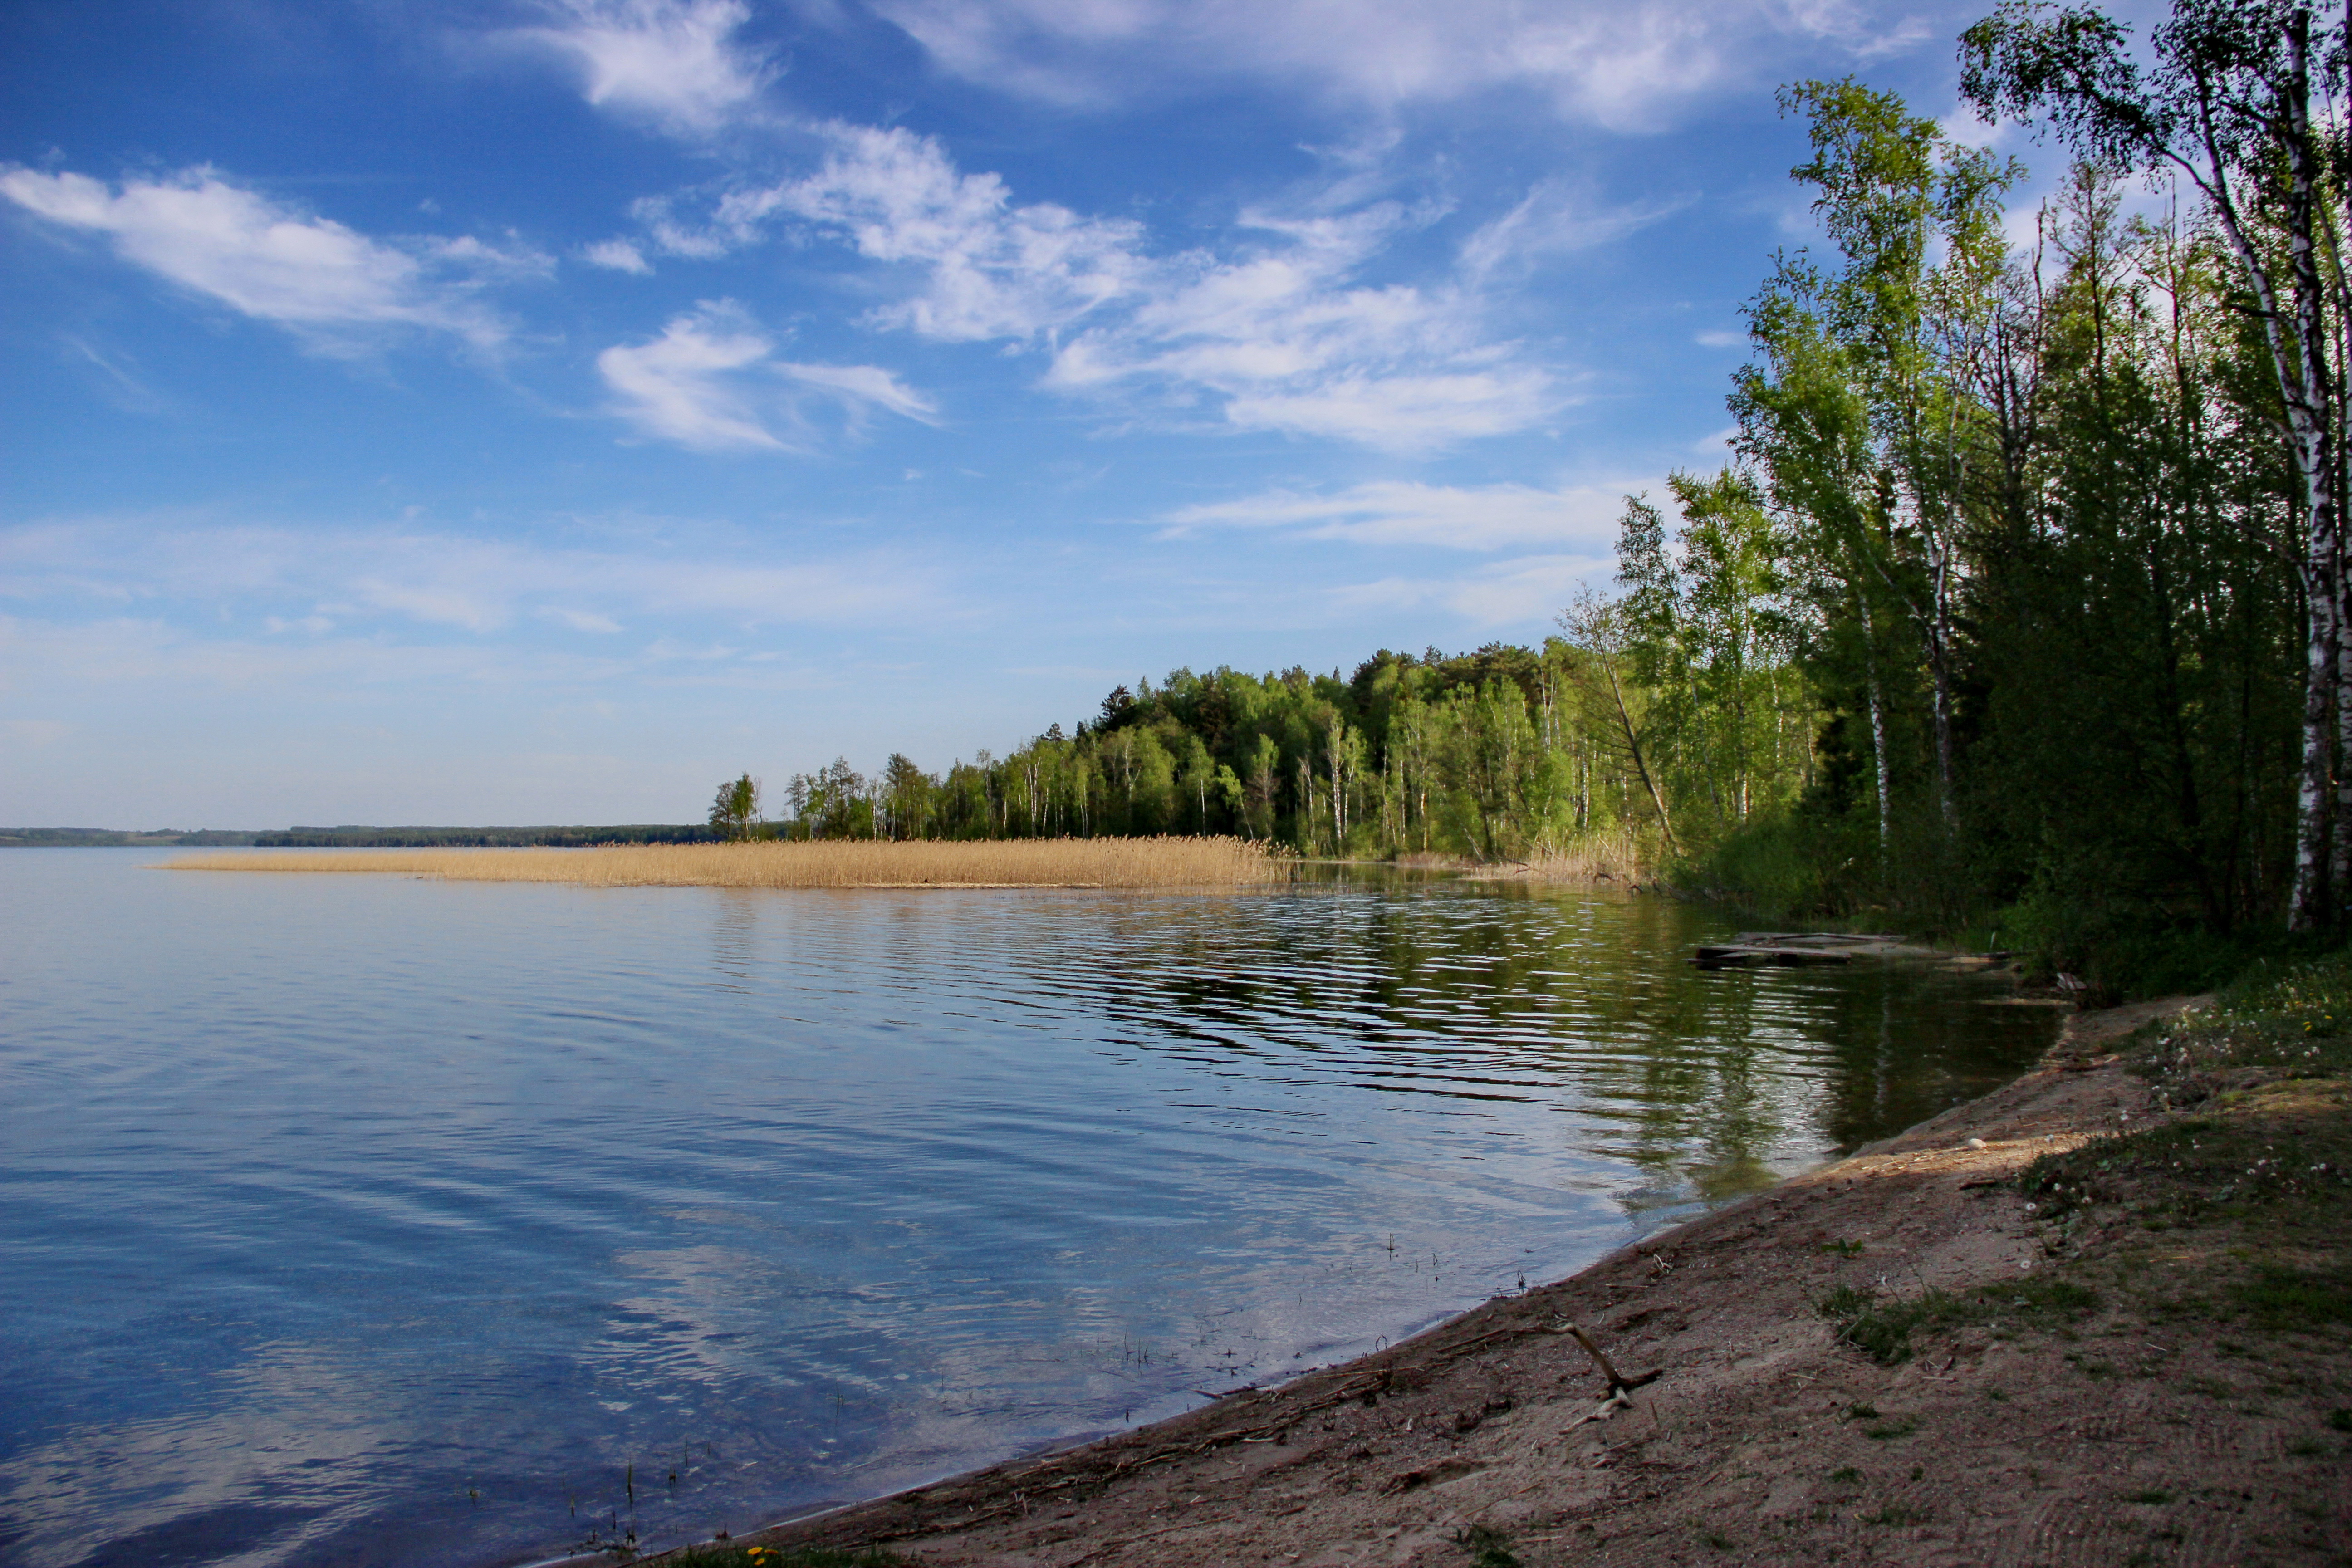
[1545,1319,1660,1431]
[1553,1320,1661,1398]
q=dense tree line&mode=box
[761,631,1805,864]
[722,3,2352,976]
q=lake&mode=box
[0,850,2056,1568]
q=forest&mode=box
[714,3,2352,986]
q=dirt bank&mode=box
[703,993,2352,1567]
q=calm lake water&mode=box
[0,850,2057,1568]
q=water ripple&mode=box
[0,853,2053,1568]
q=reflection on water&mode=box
[0,853,2054,1568]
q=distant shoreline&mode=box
[0,824,719,848]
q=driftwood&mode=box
[1551,1319,1661,1429]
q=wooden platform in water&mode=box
[1690,931,1912,969]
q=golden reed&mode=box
[168,836,1284,889]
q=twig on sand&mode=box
[1550,1320,1661,1429]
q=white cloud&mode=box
[597,304,784,450]
[595,302,941,450]
[729,122,1152,339]
[1219,372,1550,452]
[0,165,541,353]
[657,123,1564,452]
[1694,329,1745,349]
[774,361,938,424]
[1163,479,1649,549]
[583,237,653,274]
[502,0,774,138]
[864,0,1947,130]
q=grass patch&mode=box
[1818,1279,2098,1364]
[2020,1116,2352,1224]
[2126,952,2352,1087]
[1828,1466,1862,1484]
[2123,1489,2173,1504]
[2236,1265,2352,1331]
[1864,1417,1919,1440]
[1453,1524,1522,1568]
[1862,1503,1930,1527]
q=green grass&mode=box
[2019,1112,2352,1225]
[2236,1265,2352,1331]
[1862,1503,1930,1527]
[1818,1279,2098,1365]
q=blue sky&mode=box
[3,0,2057,828]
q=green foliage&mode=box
[763,645,1691,862]
[740,55,2346,983]
[709,774,763,842]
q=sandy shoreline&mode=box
[570,987,2352,1567]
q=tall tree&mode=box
[709,773,762,842]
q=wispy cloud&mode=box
[1336,552,1616,625]
[1162,479,1648,550]
[774,361,939,424]
[499,0,775,139]
[595,301,939,450]
[597,304,784,449]
[2,515,946,638]
[1459,178,1689,282]
[863,0,1949,130]
[727,122,1152,340]
[643,124,1569,453]
[0,165,544,353]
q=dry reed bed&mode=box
[167,836,1284,889]
[1393,840,1642,882]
